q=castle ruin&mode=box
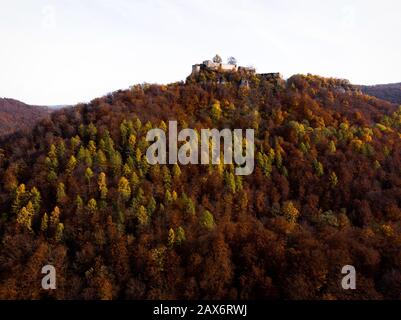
[192,60,256,74]
[191,58,281,81]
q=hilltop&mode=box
[0,66,400,300]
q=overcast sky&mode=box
[1,0,400,105]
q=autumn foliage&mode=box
[0,70,401,300]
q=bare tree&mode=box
[213,54,222,64]
[227,57,237,65]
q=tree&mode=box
[98,172,108,200]
[167,228,175,247]
[75,195,84,210]
[130,171,140,189]
[282,201,299,223]
[200,210,215,230]
[46,144,59,179]
[12,184,27,214]
[213,54,222,63]
[224,171,236,193]
[128,134,137,149]
[329,171,338,187]
[87,122,97,140]
[66,155,77,175]
[57,182,67,203]
[186,198,196,216]
[164,190,172,205]
[30,187,41,214]
[85,167,94,192]
[96,149,108,169]
[87,198,98,212]
[88,140,97,156]
[172,191,178,202]
[176,226,186,245]
[47,170,58,182]
[123,163,132,177]
[172,164,181,179]
[227,56,237,65]
[131,188,144,210]
[137,205,149,226]
[147,196,156,216]
[85,167,94,183]
[77,146,88,163]
[162,166,171,189]
[57,140,66,160]
[48,144,58,165]
[50,206,61,226]
[313,159,324,177]
[118,177,131,201]
[328,140,336,154]
[55,223,64,241]
[256,151,273,178]
[211,100,222,121]
[70,135,81,153]
[185,197,196,216]
[41,213,48,232]
[111,151,123,174]
[235,175,243,192]
[159,121,167,132]
[17,201,34,231]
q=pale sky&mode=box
[0,0,400,105]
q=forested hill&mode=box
[359,83,401,105]
[0,98,51,137]
[0,70,401,300]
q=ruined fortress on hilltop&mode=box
[191,56,281,81]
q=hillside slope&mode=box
[0,98,51,137]
[359,83,401,105]
[0,71,400,300]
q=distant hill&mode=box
[49,105,71,110]
[359,83,401,104]
[0,98,51,136]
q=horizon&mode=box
[1,0,401,106]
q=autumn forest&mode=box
[0,68,401,300]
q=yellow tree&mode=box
[167,228,175,247]
[17,201,34,231]
[118,177,131,201]
[87,198,98,212]
[282,201,299,224]
[329,171,338,188]
[55,223,64,241]
[137,205,149,226]
[164,190,172,205]
[98,172,108,200]
[200,210,215,230]
[211,100,222,121]
[41,212,49,232]
[85,167,94,186]
[172,164,181,180]
[88,140,97,156]
[75,195,84,210]
[30,187,41,214]
[50,206,61,226]
[12,183,26,214]
[66,155,77,175]
[176,226,186,245]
